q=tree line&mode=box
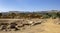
[0,11,60,19]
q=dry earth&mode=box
[0,18,60,33]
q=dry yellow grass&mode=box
[0,18,60,33]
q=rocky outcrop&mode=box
[0,19,44,31]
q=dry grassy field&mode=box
[0,18,60,33]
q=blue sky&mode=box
[0,0,60,12]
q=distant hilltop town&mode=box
[0,10,60,19]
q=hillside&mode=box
[0,10,60,33]
[0,18,60,33]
